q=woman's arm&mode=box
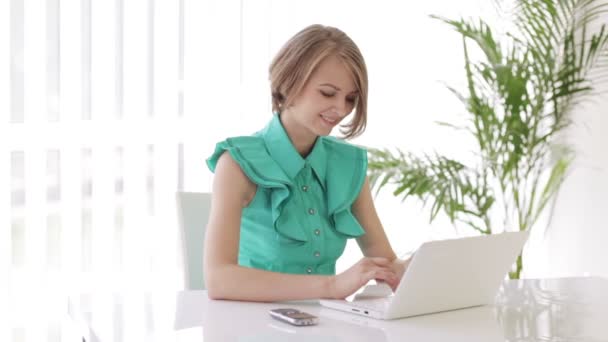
[352,177,411,282]
[204,153,397,301]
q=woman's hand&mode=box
[329,257,399,299]
[386,255,414,290]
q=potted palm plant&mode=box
[368,0,608,279]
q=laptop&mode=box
[320,230,529,320]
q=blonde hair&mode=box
[269,24,368,139]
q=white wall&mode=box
[529,75,608,278]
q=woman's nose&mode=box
[327,107,344,118]
[333,98,349,117]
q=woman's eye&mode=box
[320,90,356,104]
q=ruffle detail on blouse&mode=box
[206,135,368,242]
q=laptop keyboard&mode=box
[349,297,391,311]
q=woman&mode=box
[205,24,409,302]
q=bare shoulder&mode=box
[213,151,257,207]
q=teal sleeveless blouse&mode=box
[207,114,367,275]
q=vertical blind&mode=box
[4,0,188,292]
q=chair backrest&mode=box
[176,192,212,290]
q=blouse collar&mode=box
[261,114,327,189]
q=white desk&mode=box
[68,277,608,342]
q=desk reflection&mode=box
[494,277,608,341]
[69,277,608,342]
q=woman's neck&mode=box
[279,113,316,157]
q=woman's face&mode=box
[283,55,358,138]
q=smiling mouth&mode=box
[320,114,338,125]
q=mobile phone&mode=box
[269,308,319,326]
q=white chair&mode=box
[176,192,211,290]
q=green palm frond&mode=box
[514,0,608,115]
[368,148,495,235]
[369,0,608,279]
